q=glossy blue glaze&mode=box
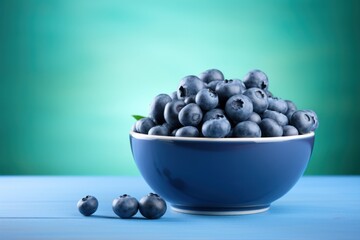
[130,132,315,214]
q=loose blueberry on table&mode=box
[133,68,319,138]
[77,195,98,216]
[112,194,139,219]
[139,193,167,219]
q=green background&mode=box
[1,0,359,175]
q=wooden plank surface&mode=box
[0,176,359,240]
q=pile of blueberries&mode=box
[133,69,319,138]
[77,193,167,219]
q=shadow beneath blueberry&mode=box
[90,215,179,221]
[90,215,119,219]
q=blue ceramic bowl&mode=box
[130,131,315,215]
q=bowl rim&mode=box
[130,131,314,143]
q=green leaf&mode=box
[132,115,146,121]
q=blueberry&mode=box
[268,97,288,114]
[247,112,261,124]
[131,123,137,132]
[164,100,186,128]
[226,128,234,138]
[243,88,269,113]
[305,109,319,131]
[242,69,269,90]
[170,128,178,136]
[112,194,139,219]
[184,95,196,104]
[148,125,170,136]
[135,118,156,134]
[207,80,221,91]
[233,121,261,138]
[290,110,316,134]
[149,94,172,124]
[202,114,231,138]
[175,126,200,137]
[77,195,98,216]
[178,103,203,127]
[232,78,246,90]
[262,110,288,126]
[285,100,297,120]
[225,94,253,123]
[259,118,283,137]
[283,125,299,136]
[264,89,273,98]
[170,91,178,100]
[199,69,224,83]
[202,108,225,122]
[139,193,167,219]
[177,75,205,99]
[162,122,173,132]
[195,88,219,111]
[215,79,245,105]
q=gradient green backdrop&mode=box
[1,0,359,175]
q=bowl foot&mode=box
[171,205,270,216]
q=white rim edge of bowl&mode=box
[130,131,315,143]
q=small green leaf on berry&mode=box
[132,115,146,121]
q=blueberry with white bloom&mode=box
[243,88,269,113]
[177,75,205,99]
[262,110,288,126]
[215,79,245,105]
[233,121,261,138]
[259,118,283,137]
[225,94,253,123]
[268,97,288,114]
[178,103,203,127]
[136,118,156,134]
[199,69,224,83]
[202,114,231,138]
[202,108,225,123]
[195,88,219,111]
[175,126,200,137]
[164,100,186,128]
[149,94,172,124]
[139,193,167,219]
[283,125,299,136]
[77,195,98,216]
[112,194,139,219]
[243,69,269,90]
[290,110,316,134]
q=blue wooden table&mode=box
[0,176,359,240]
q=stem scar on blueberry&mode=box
[261,81,267,89]
[232,99,244,109]
[179,86,186,97]
[256,90,265,98]
[149,193,159,197]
